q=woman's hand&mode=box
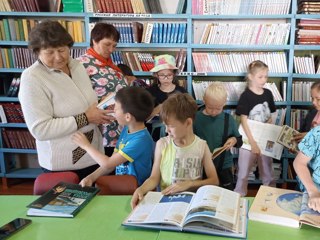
[292,132,307,144]
[85,103,115,125]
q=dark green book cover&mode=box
[27,182,99,218]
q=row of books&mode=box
[192,52,288,73]
[0,19,85,43]
[0,0,68,12]
[111,49,186,73]
[293,55,320,74]
[6,77,20,97]
[0,48,85,69]
[296,18,320,45]
[191,0,291,15]
[290,109,309,131]
[1,129,36,149]
[199,23,290,45]
[291,81,314,102]
[298,0,320,14]
[0,103,24,123]
[86,0,187,14]
[192,81,284,102]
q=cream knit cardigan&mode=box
[19,59,104,171]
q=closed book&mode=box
[27,182,99,218]
[249,186,320,229]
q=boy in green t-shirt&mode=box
[194,82,243,190]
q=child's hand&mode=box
[292,132,306,143]
[161,181,191,195]
[79,176,94,187]
[308,191,320,213]
[224,137,237,150]
[250,141,261,155]
[131,188,145,209]
[72,132,91,150]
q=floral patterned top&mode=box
[78,53,127,147]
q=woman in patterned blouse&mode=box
[78,23,127,156]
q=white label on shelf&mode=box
[93,13,152,18]
[179,72,207,76]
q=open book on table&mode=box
[249,185,320,229]
[238,119,284,159]
[123,185,248,238]
[27,182,99,218]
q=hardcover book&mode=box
[97,92,116,110]
[249,185,320,229]
[276,125,300,151]
[212,146,228,160]
[27,182,99,218]
[123,185,248,239]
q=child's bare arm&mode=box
[240,115,260,155]
[293,151,320,212]
[131,140,162,209]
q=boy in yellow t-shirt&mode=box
[131,93,219,209]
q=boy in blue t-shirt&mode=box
[72,86,154,186]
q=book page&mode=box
[184,185,240,231]
[125,191,195,227]
[97,92,115,111]
[249,186,301,228]
[276,125,299,151]
[239,119,284,160]
[212,146,228,160]
[299,192,320,228]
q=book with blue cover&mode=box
[27,182,99,218]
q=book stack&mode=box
[6,77,20,97]
[291,81,314,101]
[199,23,290,45]
[298,0,320,14]
[2,128,36,149]
[297,19,320,45]
[290,109,309,130]
[0,48,37,69]
[192,81,283,102]
[191,0,291,15]
[192,52,288,73]
[1,103,24,123]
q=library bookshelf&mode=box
[0,0,315,188]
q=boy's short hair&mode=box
[115,87,154,122]
[160,93,198,123]
[204,82,227,103]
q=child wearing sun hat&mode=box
[146,54,188,141]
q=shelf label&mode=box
[179,72,207,76]
[93,13,152,18]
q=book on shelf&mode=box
[276,125,300,151]
[27,182,99,218]
[123,185,248,239]
[249,185,320,229]
[238,119,284,160]
[97,92,116,111]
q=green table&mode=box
[0,196,318,240]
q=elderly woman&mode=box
[78,23,127,156]
[19,21,111,180]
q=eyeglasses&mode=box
[157,74,174,80]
